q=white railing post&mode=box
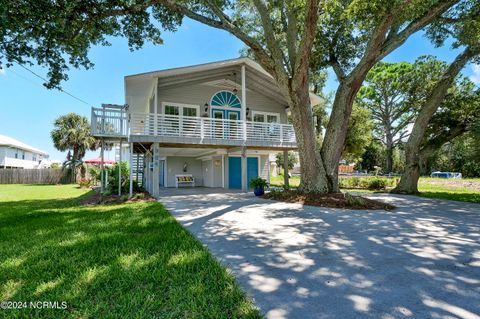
[104,111,297,147]
[91,108,96,135]
[127,111,130,136]
[279,124,283,145]
[241,65,247,142]
[119,111,123,136]
[101,106,105,134]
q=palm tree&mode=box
[51,113,97,181]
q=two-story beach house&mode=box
[0,134,49,169]
[91,58,321,196]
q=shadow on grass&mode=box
[0,193,260,318]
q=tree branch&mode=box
[293,0,320,81]
[155,0,277,75]
[251,0,289,83]
[285,2,298,73]
[380,0,456,58]
[330,54,346,80]
[419,124,467,158]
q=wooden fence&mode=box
[0,169,74,184]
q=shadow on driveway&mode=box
[158,188,480,319]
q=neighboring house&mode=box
[0,134,49,169]
[91,58,321,196]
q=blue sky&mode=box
[0,18,478,161]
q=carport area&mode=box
[158,189,480,319]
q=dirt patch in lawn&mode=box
[80,192,156,206]
[421,179,480,192]
[263,190,395,210]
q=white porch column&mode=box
[100,138,105,193]
[283,150,289,189]
[241,146,248,192]
[154,78,158,135]
[118,140,122,196]
[241,65,247,141]
[152,143,160,196]
[129,143,133,197]
[222,154,225,188]
[144,153,150,193]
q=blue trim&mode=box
[211,90,241,109]
[211,108,225,118]
[226,110,240,120]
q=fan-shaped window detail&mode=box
[210,90,241,109]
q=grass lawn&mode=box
[270,175,480,204]
[270,175,300,188]
[417,178,480,203]
[0,185,260,318]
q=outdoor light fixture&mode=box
[204,102,209,112]
[246,107,250,116]
[233,88,238,95]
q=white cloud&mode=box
[470,64,480,85]
[0,67,5,75]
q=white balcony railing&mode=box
[91,107,128,137]
[91,108,296,146]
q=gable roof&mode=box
[125,58,270,80]
[0,134,48,156]
[125,57,323,107]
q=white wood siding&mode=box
[166,156,203,187]
[0,146,45,168]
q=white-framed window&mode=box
[161,102,200,117]
[251,111,280,123]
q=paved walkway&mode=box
[158,188,480,319]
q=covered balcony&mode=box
[91,107,297,149]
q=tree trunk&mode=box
[386,147,393,174]
[321,76,364,191]
[393,47,476,194]
[72,147,78,183]
[385,123,394,173]
[394,143,420,193]
[289,80,331,193]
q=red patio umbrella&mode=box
[84,157,116,165]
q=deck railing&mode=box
[91,107,128,137]
[91,109,296,146]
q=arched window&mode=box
[210,90,241,109]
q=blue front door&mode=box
[247,157,259,188]
[228,157,259,189]
[228,157,242,189]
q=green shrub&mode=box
[339,176,397,190]
[351,177,360,187]
[134,193,145,200]
[107,161,142,194]
[367,178,387,190]
[88,166,100,184]
[345,193,366,206]
[249,177,268,189]
[78,178,92,188]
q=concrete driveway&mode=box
[158,188,480,319]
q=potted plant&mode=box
[249,177,268,196]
